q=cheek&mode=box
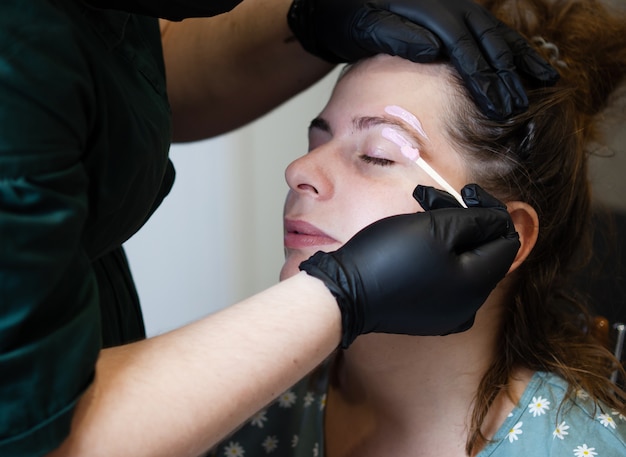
[280,178,422,280]
[345,186,423,235]
[279,181,423,283]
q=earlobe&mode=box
[506,201,539,274]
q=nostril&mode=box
[297,183,319,194]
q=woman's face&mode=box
[281,55,469,280]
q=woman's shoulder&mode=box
[480,371,626,456]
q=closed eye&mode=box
[359,155,394,167]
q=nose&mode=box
[284,148,334,200]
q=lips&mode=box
[283,219,339,249]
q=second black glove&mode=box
[288,0,559,120]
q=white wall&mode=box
[124,68,341,337]
[588,82,626,209]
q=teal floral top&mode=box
[209,366,626,457]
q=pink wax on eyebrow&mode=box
[381,114,468,208]
[384,105,429,139]
[381,127,420,161]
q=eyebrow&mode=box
[308,115,429,152]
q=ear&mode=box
[506,201,539,274]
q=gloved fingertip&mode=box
[468,77,512,121]
[461,184,508,210]
[502,73,529,114]
[451,49,514,120]
[414,185,460,209]
[520,53,561,86]
[538,67,561,86]
[507,228,521,243]
[461,184,480,206]
[412,185,427,205]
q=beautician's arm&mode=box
[48,185,519,457]
[160,0,334,142]
[49,272,340,457]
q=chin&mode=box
[280,251,313,281]
[279,261,301,281]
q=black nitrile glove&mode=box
[288,0,559,120]
[299,184,520,348]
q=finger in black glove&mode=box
[288,0,559,120]
[299,184,520,348]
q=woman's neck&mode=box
[324,302,526,457]
[350,332,493,403]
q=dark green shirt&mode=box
[0,1,174,455]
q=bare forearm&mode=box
[47,272,341,457]
[161,0,335,142]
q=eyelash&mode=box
[359,155,394,167]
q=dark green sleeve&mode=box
[0,3,101,455]
[84,0,243,20]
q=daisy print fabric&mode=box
[479,372,626,456]
[207,361,330,457]
[208,366,626,457]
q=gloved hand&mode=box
[299,184,520,348]
[288,0,559,120]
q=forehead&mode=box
[324,55,454,122]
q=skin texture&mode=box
[280,54,539,456]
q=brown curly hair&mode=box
[441,0,626,453]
